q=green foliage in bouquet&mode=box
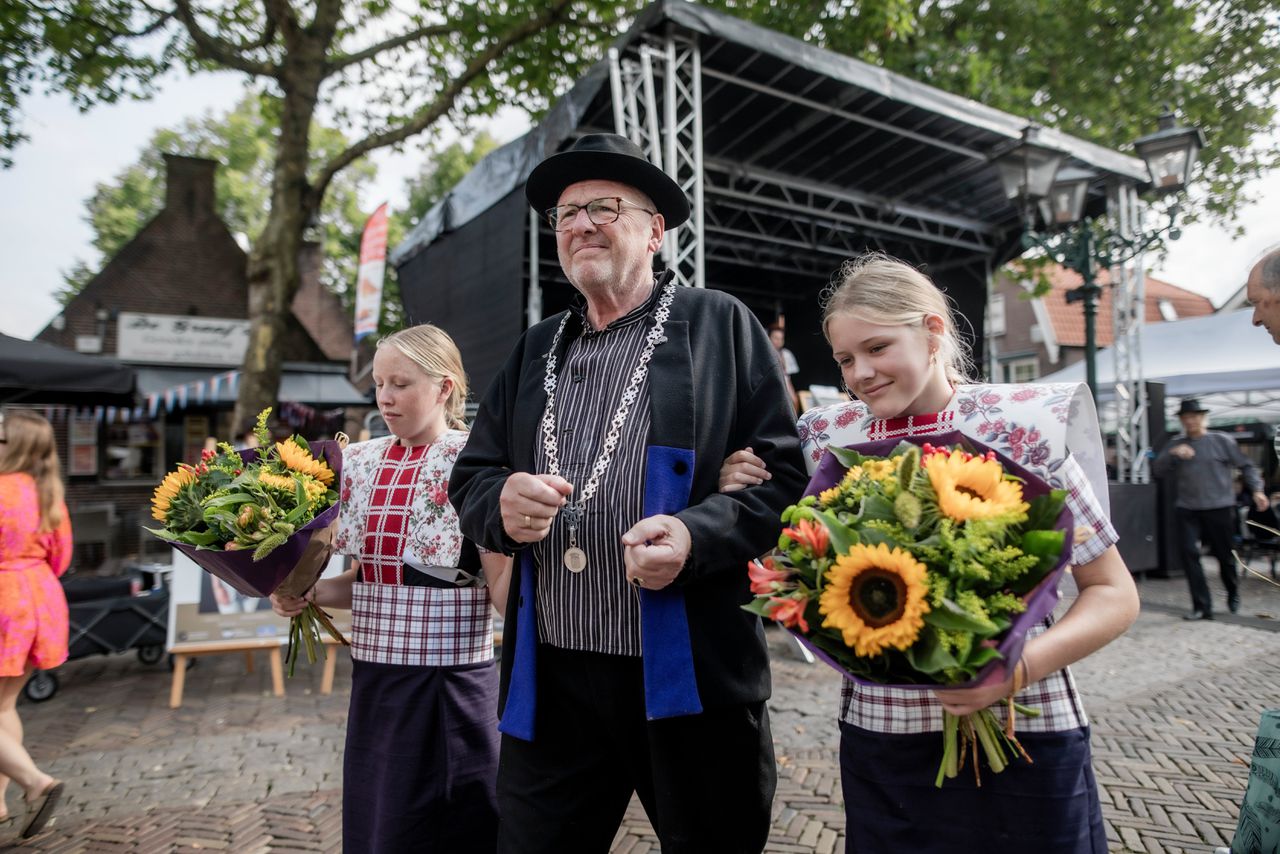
[147,408,337,559]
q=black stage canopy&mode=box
[392,0,1147,394]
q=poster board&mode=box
[68,416,98,476]
[166,550,352,650]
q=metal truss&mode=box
[609,35,706,287]
[1107,181,1149,483]
[605,35,1016,291]
[701,160,998,271]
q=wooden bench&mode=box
[168,637,342,709]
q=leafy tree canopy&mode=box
[57,91,375,306]
[4,0,630,425]
[403,130,501,229]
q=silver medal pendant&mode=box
[564,547,587,573]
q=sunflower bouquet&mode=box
[744,431,1072,786]
[148,408,349,672]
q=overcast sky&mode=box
[1,70,1275,340]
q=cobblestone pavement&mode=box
[4,556,1278,853]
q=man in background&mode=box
[1153,398,1268,620]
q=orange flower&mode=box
[767,597,810,633]
[783,518,830,556]
[747,557,792,595]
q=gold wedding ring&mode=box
[523,514,532,528]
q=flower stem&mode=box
[936,711,960,787]
[284,602,348,678]
[973,710,1007,775]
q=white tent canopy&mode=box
[1041,309,1280,422]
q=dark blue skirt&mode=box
[840,721,1107,854]
[344,657,500,854]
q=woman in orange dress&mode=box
[0,411,68,839]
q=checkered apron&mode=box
[350,582,493,667]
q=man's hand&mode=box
[1170,444,1195,460]
[621,515,691,590]
[500,473,573,543]
[1253,491,1271,513]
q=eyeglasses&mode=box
[545,197,656,232]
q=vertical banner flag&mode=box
[354,203,389,341]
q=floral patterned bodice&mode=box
[797,382,1107,511]
[334,430,469,574]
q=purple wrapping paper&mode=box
[170,439,344,599]
[793,430,1074,691]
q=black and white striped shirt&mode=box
[531,284,662,655]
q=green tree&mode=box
[706,0,1279,229]
[362,130,503,336]
[56,92,375,309]
[402,130,501,228]
[5,0,632,429]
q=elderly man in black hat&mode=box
[449,134,806,852]
[1153,397,1269,620]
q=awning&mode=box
[1040,310,1279,399]
[135,362,368,412]
[0,333,136,404]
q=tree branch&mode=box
[262,0,300,41]
[173,0,280,77]
[308,0,344,39]
[27,0,174,39]
[312,0,576,201]
[326,22,459,73]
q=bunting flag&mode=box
[353,203,389,342]
[147,395,159,418]
[105,406,117,424]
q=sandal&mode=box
[21,780,63,839]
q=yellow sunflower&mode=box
[152,467,196,522]
[258,471,297,492]
[923,450,1028,522]
[276,438,334,486]
[819,543,930,657]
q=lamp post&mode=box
[995,113,1205,400]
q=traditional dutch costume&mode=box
[333,431,498,854]
[797,383,1115,854]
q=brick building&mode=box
[987,263,1215,383]
[32,154,366,569]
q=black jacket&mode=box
[449,276,807,714]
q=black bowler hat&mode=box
[525,133,690,227]
[1177,398,1209,415]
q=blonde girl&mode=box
[272,325,509,853]
[723,253,1138,853]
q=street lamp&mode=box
[996,111,1205,400]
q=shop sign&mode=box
[117,312,250,365]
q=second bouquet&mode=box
[744,430,1073,786]
[148,408,349,673]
